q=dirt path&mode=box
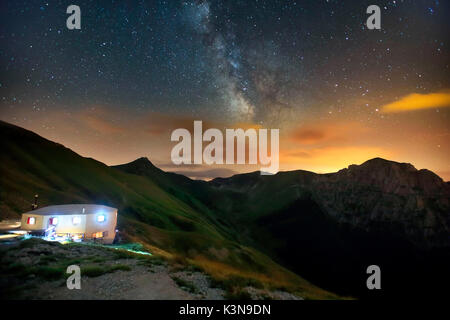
[1,239,302,300]
[37,263,225,300]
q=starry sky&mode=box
[0,0,449,180]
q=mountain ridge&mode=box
[2,119,448,248]
[0,120,338,299]
[1,120,449,298]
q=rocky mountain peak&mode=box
[332,158,446,196]
[112,156,162,176]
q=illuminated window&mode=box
[92,231,103,238]
[49,217,58,225]
[72,234,83,240]
[72,216,81,225]
[27,217,36,225]
[97,214,105,222]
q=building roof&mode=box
[23,204,117,216]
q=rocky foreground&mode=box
[0,239,302,300]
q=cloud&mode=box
[157,162,204,170]
[290,129,326,144]
[170,168,237,180]
[281,121,391,173]
[288,122,369,145]
[381,92,450,113]
[286,150,311,158]
[281,146,393,173]
[79,113,125,134]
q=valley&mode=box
[1,120,449,299]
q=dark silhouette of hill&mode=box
[1,120,449,299]
[0,120,336,299]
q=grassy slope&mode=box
[0,121,338,299]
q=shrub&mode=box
[3,262,28,276]
[37,255,59,265]
[210,275,263,291]
[172,276,199,294]
[112,249,138,259]
[33,266,65,280]
[109,264,131,272]
[224,289,252,300]
[138,256,165,268]
[82,264,131,277]
[169,255,189,268]
[82,265,105,277]
[19,238,62,249]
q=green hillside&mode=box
[115,148,450,299]
[0,120,338,299]
[3,119,448,299]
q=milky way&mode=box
[183,1,255,121]
[1,0,448,123]
[0,0,449,178]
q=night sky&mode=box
[0,0,449,179]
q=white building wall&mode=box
[53,214,87,234]
[21,213,45,231]
[20,204,118,244]
[85,210,117,244]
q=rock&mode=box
[311,158,450,247]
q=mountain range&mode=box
[1,120,449,299]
